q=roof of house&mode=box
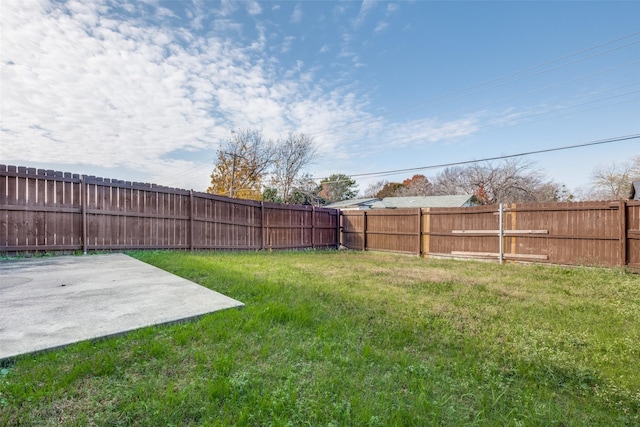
[325,195,474,209]
[321,198,379,209]
[375,195,474,209]
[632,181,640,201]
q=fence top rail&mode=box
[2,164,341,213]
[1,165,82,183]
[83,176,192,195]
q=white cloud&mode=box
[374,21,389,33]
[246,0,262,16]
[0,0,379,190]
[353,0,376,28]
[290,3,302,23]
[377,116,480,150]
[280,35,295,53]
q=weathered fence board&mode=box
[0,165,339,254]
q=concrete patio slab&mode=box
[0,253,244,360]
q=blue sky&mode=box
[2,0,639,195]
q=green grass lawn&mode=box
[2,250,639,426]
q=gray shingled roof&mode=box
[325,195,474,209]
[322,198,379,209]
[378,195,473,208]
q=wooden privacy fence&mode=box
[341,201,640,271]
[0,165,339,253]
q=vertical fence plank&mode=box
[620,200,627,266]
[362,211,367,251]
[416,209,422,256]
[0,165,10,248]
[81,177,87,254]
[421,208,430,257]
[189,190,194,251]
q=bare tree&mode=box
[208,129,275,200]
[587,156,640,200]
[396,174,434,196]
[431,166,472,196]
[269,132,318,203]
[362,180,389,198]
[432,159,564,204]
[289,173,324,205]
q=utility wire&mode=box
[154,32,640,186]
[339,87,640,158]
[313,134,640,181]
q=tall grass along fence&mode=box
[0,165,339,254]
[341,201,640,271]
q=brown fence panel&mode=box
[342,201,635,270]
[263,203,310,249]
[0,165,83,251]
[192,193,262,250]
[341,211,365,249]
[311,207,339,248]
[1,165,339,254]
[506,202,622,266]
[628,201,640,272]
[84,177,191,250]
[425,205,500,258]
[363,209,420,254]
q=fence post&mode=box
[620,200,627,266]
[362,211,367,251]
[189,190,194,251]
[260,201,265,250]
[81,176,87,255]
[423,208,430,258]
[510,203,518,257]
[417,208,422,256]
[498,203,504,264]
[336,209,341,249]
[311,206,315,249]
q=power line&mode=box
[339,87,640,158]
[313,134,640,181]
[154,32,640,186]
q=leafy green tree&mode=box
[318,174,358,203]
[262,187,283,203]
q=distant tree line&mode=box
[208,129,638,205]
[363,158,572,204]
[364,155,640,204]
